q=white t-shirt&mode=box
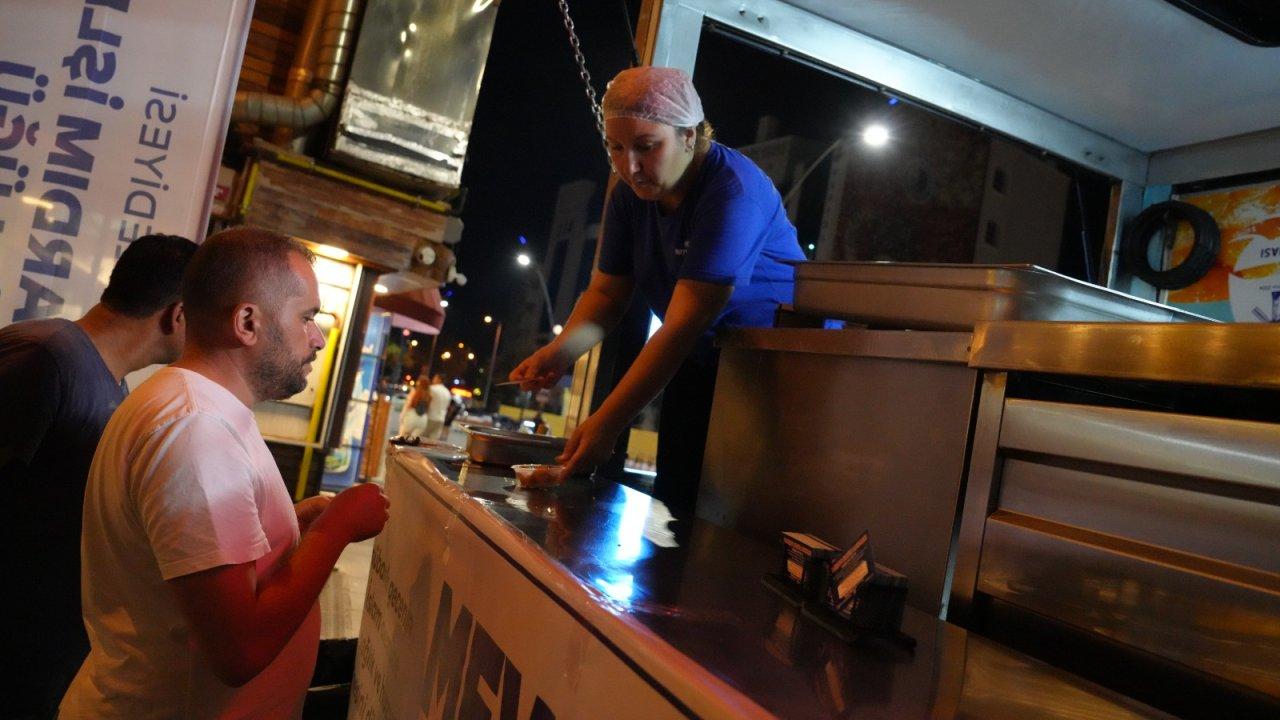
[427,382,452,422]
[61,367,319,719]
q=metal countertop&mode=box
[419,459,1169,720]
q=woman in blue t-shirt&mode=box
[510,66,804,510]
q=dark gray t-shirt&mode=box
[0,317,126,712]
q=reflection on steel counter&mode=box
[368,450,1170,719]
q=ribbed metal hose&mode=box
[231,0,361,129]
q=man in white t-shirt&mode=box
[425,373,453,440]
[61,227,390,719]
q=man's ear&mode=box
[232,303,263,347]
[160,302,184,335]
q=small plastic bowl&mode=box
[511,464,565,489]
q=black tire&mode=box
[1121,200,1219,290]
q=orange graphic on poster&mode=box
[1169,182,1280,321]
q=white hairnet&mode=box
[601,66,705,128]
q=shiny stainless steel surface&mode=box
[717,327,971,363]
[1000,399,1280,502]
[947,372,1008,624]
[700,343,979,614]
[957,397,1280,699]
[978,511,1280,699]
[793,263,1211,331]
[971,321,1280,388]
[463,425,566,466]
[419,460,1169,719]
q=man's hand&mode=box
[294,495,331,533]
[310,483,389,544]
[557,412,623,478]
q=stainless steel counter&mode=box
[708,320,1280,715]
[703,327,979,614]
[424,459,1168,719]
[971,320,1280,388]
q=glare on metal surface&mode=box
[552,324,563,336]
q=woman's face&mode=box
[605,117,695,202]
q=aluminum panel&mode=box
[652,0,1147,181]
[999,399,1280,493]
[977,511,1280,698]
[699,345,979,614]
[972,322,1280,389]
[792,263,1209,331]
[999,457,1280,575]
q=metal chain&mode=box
[557,0,609,157]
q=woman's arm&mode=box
[509,270,635,389]
[558,278,731,476]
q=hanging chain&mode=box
[557,0,609,158]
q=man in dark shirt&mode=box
[0,234,197,720]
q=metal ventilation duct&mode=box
[331,0,499,191]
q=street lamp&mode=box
[516,251,557,334]
[783,122,895,208]
[481,315,503,410]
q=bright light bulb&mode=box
[441,351,452,360]
[861,124,890,147]
[552,324,563,336]
[410,339,419,347]
[440,299,449,308]
[467,352,475,360]
[516,253,531,267]
[408,22,417,32]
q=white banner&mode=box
[353,452,773,720]
[0,0,252,323]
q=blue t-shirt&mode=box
[598,142,805,330]
[0,318,126,711]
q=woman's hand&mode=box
[509,344,571,391]
[558,412,624,478]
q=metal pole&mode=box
[482,321,503,411]
[532,265,556,332]
[423,332,439,380]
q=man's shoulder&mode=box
[0,318,80,361]
[0,319,102,392]
[115,369,214,432]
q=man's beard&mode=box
[252,320,315,401]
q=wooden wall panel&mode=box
[236,0,311,95]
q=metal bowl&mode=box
[463,425,567,466]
